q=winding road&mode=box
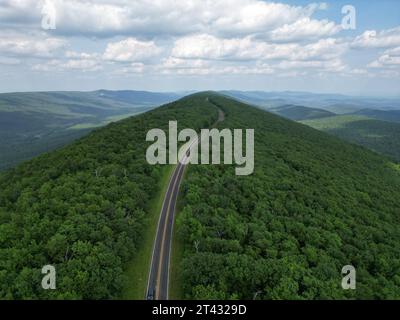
[146,104,224,300]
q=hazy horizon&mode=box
[1,88,400,100]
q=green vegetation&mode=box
[300,115,371,130]
[1,91,400,300]
[0,90,179,170]
[175,93,400,299]
[301,115,400,161]
[121,164,173,299]
[0,96,218,299]
[353,109,400,123]
[270,105,336,121]
[169,167,189,300]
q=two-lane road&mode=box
[146,105,224,300]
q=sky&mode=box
[0,0,399,96]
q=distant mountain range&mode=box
[269,105,336,121]
[1,89,399,170]
[0,90,182,170]
[221,90,400,113]
[351,109,400,123]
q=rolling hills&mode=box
[222,90,400,113]
[352,109,400,123]
[270,105,336,121]
[0,90,181,170]
[246,101,400,162]
[0,92,399,300]
[301,115,400,161]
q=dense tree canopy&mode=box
[177,93,400,299]
[0,95,218,299]
[1,92,399,300]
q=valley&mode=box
[0,90,181,170]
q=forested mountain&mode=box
[0,96,218,299]
[270,105,336,121]
[0,90,181,170]
[301,115,400,161]
[351,109,400,123]
[175,93,400,299]
[259,104,400,162]
[1,92,400,300]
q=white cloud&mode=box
[1,0,399,89]
[352,27,400,49]
[32,49,102,72]
[112,62,145,75]
[0,0,336,40]
[103,38,161,62]
[0,32,66,58]
[269,17,341,42]
[65,50,99,60]
[271,58,347,74]
[171,34,266,60]
[32,58,102,72]
[0,0,40,23]
[208,1,324,37]
[368,46,400,69]
[161,57,209,69]
[171,34,347,61]
[61,59,102,71]
[160,63,274,76]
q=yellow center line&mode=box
[153,106,222,299]
[155,162,184,299]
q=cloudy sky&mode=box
[0,0,400,95]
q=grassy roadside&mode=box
[168,167,190,300]
[121,164,174,299]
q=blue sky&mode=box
[0,0,399,96]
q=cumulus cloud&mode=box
[112,62,146,75]
[0,0,40,24]
[103,38,162,62]
[0,0,336,40]
[274,58,346,73]
[65,50,99,60]
[171,34,265,60]
[160,63,274,76]
[352,27,400,49]
[171,34,347,61]
[0,32,66,58]
[268,17,341,42]
[32,58,102,72]
[32,49,102,71]
[368,46,400,69]
[1,0,398,85]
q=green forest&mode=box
[0,90,179,170]
[301,115,400,162]
[0,96,218,299]
[1,92,400,300]
[176,93,400,299]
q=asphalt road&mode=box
[146,104,224,300]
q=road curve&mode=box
[146,103,224,300]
